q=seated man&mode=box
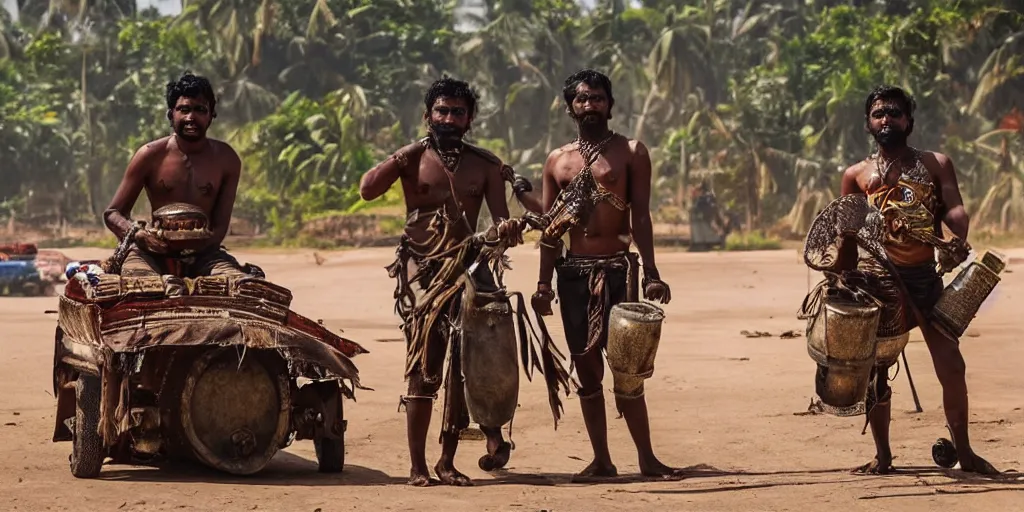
[103,73,247,278]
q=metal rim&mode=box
[179,347,291,475]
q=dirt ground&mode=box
[2,245,1023,511]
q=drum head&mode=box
[180,348,290,475]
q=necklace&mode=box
[426,135,462,173]
[869,147,918,187]
[573,131,616,164]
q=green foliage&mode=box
[1,0,1023,245]
[723,231,783,252]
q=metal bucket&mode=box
[933,250,1005,339]
[177,348,291,475]
[606,302,666,398]
[805,297,880,408]
[874,332,910,368]
[460,294,519,428]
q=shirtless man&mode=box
[104,73,246,278]
[839,85,998,475]
[531,69,681,479]
[359,77,529,486]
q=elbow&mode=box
[358,171,384,201]
[358,177,375,201]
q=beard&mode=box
[871,125,908,150]
[428,122,466,149]
[174,120,206,142]
[572,111,609,135]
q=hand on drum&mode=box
[531,287,555,316]
[134,229,170,255]
[644,278,671,304]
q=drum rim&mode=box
[179,346,292,475]
[610,301,666,321]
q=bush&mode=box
[723,231,782,251]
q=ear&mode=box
[166,109,173,121]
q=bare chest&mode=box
[147,152,224,208]
[554,152,629,194]
[406,153,488,205]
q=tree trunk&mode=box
[633,80,658,143]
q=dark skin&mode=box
[104,96,241,255]
[532,82,678,479]
[359,96,514,487]
[839,99,997,476]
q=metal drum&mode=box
[606,302,666,398]
[178,348,291,475]
[805,296,880,408]
[460,293,519,428]
[874,332,911,368]
[933,250,1006,339]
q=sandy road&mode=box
[1,246,1023,511]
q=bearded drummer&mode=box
[103,73,247,278]
[838,85,998,475]
[359,76,541,487]
[531,69,681,479]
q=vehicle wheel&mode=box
[314,424,345,473]
[20,281,39,296]
[70,375,104,478]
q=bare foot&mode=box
[478,441,512,471]
[408,468,436,487]
[434,461,473,486]
[640,458,687,480]
[852,455,894,475]
[570,460,618,482]
[959,452,1000,475]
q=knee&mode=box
[407,370,441,398]
[572,351,605,393]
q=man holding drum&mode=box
[103,73,248,278]
[531,69,681,479]
[360,76,569,486]
[836,85,998,475]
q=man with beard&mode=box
[104,72,247,278]
[838,85,998,475]
[531,69,682,479]
[359,76,557,487]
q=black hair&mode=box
[562,69,615,110]
[424,76,479,118]
[864,85,915,133]
[165,72,217,120]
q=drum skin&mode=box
[178,348,291,475]
[461,295,519,428]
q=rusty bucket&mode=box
[805,297,880,409]
[606,302,665,398]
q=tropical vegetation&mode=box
[1,0,1022,243]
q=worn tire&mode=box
[314,421,345,473]
[70,375,104,478]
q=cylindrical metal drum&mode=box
[461,295,520,428]
[178,348,291,475]
[933,250,1006,339]
[606,302,666,398]
[805,297,880,408]
[874,332,910,368]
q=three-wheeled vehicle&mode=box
[51,257,368,478]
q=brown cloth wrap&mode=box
[554,251,640,357]
[386,206,572,438]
